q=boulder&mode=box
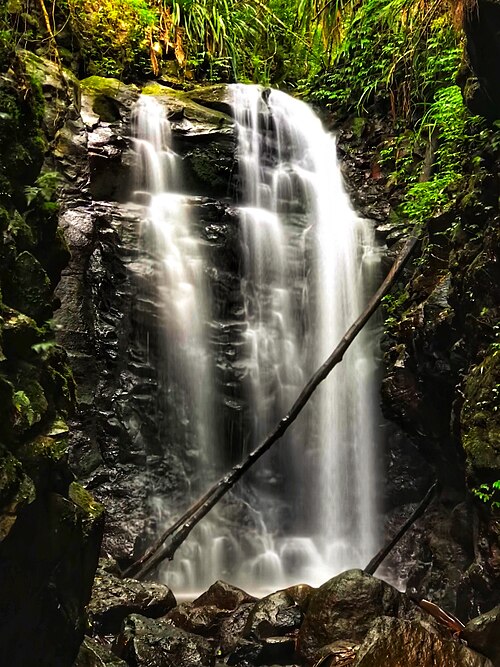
[225,638,263,667]
[73,637,127,666]
[166,601,232,638]
[193,579,256,609]
[118,613,214,667]
[88,565,176,634]
[243,590,303,641]
[166,582,255,638]
[282,583,315,612]
[354,616,493,667]
[297,569,422,663]
[185,84,233,116]
[0,487,104,667]
[218,603,255,656]
[463,605,500,666]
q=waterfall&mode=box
[131,95,215,481]
[232,85,380,584]
[130,86,380,594]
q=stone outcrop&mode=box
[53,76,244,563]
[297,569,424,663]
[464,605,500,666]
[461,0,500,120]
[0,51,104,667]
[117,614,215,667]
[88,560,176,634]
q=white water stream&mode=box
[131,86,381,594]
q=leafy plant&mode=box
[13,390,35,427]
[472,481,500,509]
[24,171,61,207]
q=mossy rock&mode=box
[16,435,72,494]
[2,251,52,322]
[0,444,35,541]
[17,435,67,464]
[141,81,172,96]
[186,84,233,116]
[69,481,105,523]
[13,367,48,431]
[1,308,43,358]
[461,350,500,483]
[80,76,126,97]
[6,209,34,249]
[80,76,139,117]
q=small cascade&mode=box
[131,95,215,482]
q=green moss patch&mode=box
[69,482,104,522]
[461,350,500,483]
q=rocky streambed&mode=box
[74,564,500,667]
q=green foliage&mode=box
[472,481,500,509]
[31,340,58,357]
[393,86,484,234]
[381,290,409,329]
[62,0,159,78]
[25,171,61,207]
[309,0,461,116]
[13,390,35,428]
[157,0,309,83]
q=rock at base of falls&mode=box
[88,559,177,635]
[74,569,496,667]
[463,605,500,667]
[297,569,424,663]
[355,616,493,667]
[118,614,214,667]
[73,637,128,667]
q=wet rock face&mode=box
[335,104,500,615]
[463,604,500,666]
[118,614,215,667]
[0,52,104,667]
[88,562,176,634]
[73,637,128,667]
[355,616,493,667]
[297,569,422,663]
[52,79,246,562]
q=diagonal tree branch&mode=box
[124,232,419,580]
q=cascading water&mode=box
[131,95,215,484]
[231,85,381,585]
[130,86,380,594]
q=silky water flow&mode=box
[131,87,381,595]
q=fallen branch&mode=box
[363,480,439,576]
[124,231,419,580]
[414,597,465,635]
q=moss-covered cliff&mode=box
[0,32,103,667]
